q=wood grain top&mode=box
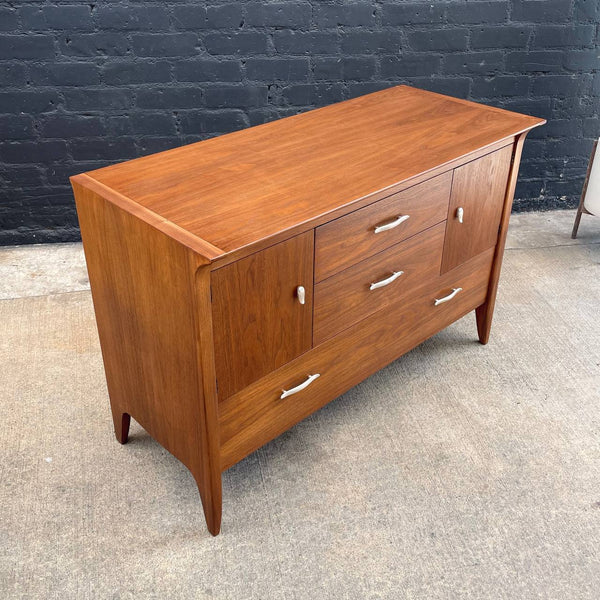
[74,85,544,262]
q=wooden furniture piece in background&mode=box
[71,86,544,536]
[572,139,599,239]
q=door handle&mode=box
[456,207,464,224]
[280,374,320,399]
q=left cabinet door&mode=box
[211,232,314,400]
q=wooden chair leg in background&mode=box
[572,139,597,239]
[571,195,592,240]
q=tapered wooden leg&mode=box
[191,265,223,536]
[476,133,528,346]
[111,409,131,444]
[476,303,492,345]
[193,471,222,536]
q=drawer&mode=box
[315,171,452,282]
[313,222,445,345]
[219,247,495,470]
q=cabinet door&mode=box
[211,232,314,400]
[441,145,513,273]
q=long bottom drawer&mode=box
[219,248,495,470]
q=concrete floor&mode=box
[1,209,599,599]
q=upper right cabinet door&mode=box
[441,144,513,274]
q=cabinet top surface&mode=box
[78,85,544,260]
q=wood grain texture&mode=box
[84,86,544,260]
[476,134,527,345]
[211,232,314,401]
[441,145,513,273]
[219,248,495,470]
[314,222,446,345]
[315,171,452,282]
[72,173,224,263]
[207,139,516,270]
[72,176,222,536]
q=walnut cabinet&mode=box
[71,86,544,535]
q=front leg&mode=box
[476,303,493,345]
[192,468,222,536]
[476,133,528,346]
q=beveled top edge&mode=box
[71,173,225,263]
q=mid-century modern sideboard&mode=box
[71,85,544,535]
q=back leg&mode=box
[112,410,131,444]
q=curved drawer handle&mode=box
[280,374,320,399]
[434,287,463,306]
[374,214,410,234]
[369,270,404,291]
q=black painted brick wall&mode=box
[0,1,598,244]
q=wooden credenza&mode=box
[71,86,544,535]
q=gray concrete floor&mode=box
[1,209,599,599]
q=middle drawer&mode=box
[313,221,445,345]
[314,170,452,282]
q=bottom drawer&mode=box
[219,248,495,470]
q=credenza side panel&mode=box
[73,179,221,520]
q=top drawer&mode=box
[315,171,452,282]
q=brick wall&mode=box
[1,1,598,245]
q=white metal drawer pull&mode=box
[280,374,320,399]
[456,207,464,224]
[296,285,306,305]
[369,270,404,291]
[374,214,410,234]
[434,287,463,306]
